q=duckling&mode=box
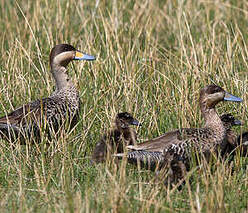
[219,114,242,158]
[219,114,248,158]
[91,112,141,164]
[115,85,242,180]
[0,44,95,143]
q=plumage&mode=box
[0,44,95,143]
[91,112,141,163]
[115,85,242,176]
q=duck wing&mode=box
[127,128,214,155]
[127,130,179,152]
[0,96,72,140]
[116,128,214,169]
[0,99,42,126]
[0,99,44,141]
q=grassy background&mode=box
[0,0,248,212]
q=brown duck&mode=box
[91,112,141,163]
[115,85,242,175]
[0,44,95,143]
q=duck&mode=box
[219,114,248,158]
[114,85,242,180]
[165,113,242,186]
[0,44,95,143]
[91,112,141,164]
[219,114,242,158]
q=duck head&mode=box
[220,113,242,130]
[200,84,242,110]
[49,44,95,90]
[116,112,141,129]
[50,44,95,69]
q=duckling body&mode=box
[91,112,141,163]
[0,44,95,143]
[115,85,242,178]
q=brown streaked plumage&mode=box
[91,112,141,164]
[0,44,95,143]
[115,85,242,183]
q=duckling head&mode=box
[200,84,242,110]
[220,113,242,130]
[116,112,141,129]
[50,44,95,69]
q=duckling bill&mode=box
[114,85,242,182]
[91,112,141,164]
[0,44,95,143]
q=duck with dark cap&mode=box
[0,44,95,143]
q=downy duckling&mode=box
[0,44,95,143]
[115,85,242,183]
[91,112,141,164]
[220,114,248,158]
[220,114,242,158]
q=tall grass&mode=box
[0,0,247,212]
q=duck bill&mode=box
[130,119,142,126]
[224,92,243,102]
[74,51,96,61]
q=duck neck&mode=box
[201,105,224,134]
[51,66,75,92]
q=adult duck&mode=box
[0,44,95,143]
[115,85,242,173]
[92,112,141,163]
